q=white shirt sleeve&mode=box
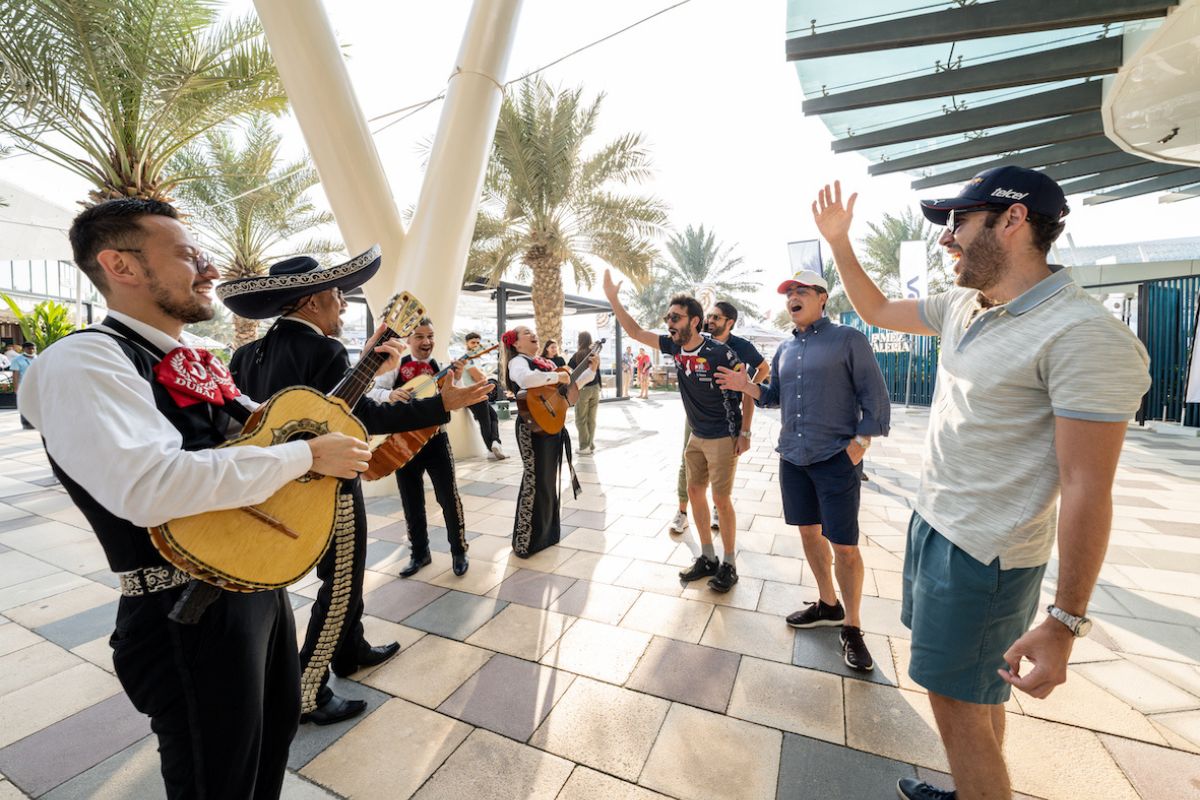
[508,356,561,389]
[18,333,313,527]
[365,366,399,404]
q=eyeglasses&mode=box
[115,248,214,275]
[663,313,685,324]
[705,313,726,321]
[947,205,1008,234]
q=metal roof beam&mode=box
[908,137,1120,189]
[1040,151,1151,181]
[833,82,1101,152]
[803,38,1122,115]
[1059,161,1196,195]
[787,0,1178,61]
[870,112,1103,175]
[1083,169,1200,204]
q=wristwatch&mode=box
[853,435,871,449]
[1046,604,1092,637]
[739,430,752,439]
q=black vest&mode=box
[505,353,553,396]
[46,319,243,573]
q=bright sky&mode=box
[5,0,1199,320]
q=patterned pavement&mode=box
[1,396,1199,799]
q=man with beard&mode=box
[223,255,491,726]
[19,199,374,798]
[603,270,753,592]
[669,301,768,536]
[368,318,470,578]
[812,168,1150,800]
[717,272,890,672]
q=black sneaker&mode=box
[840,625,874,672]
[707,561,738,593]
[679,555,719,582]
[786,600,845,629]
[896,778,956,799]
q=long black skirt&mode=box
[513,417,579,557]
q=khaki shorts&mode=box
[684,435,737,497]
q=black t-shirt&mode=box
[720,333,764,373]
[658,334,743,439]
[567,351,602,387]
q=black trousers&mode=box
[110,585,299,800]
[513,418,567,557]
[468,391,500,448]
[298,486,368,708]
[396,431,467,556]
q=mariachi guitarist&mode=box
[19,199,375,799]
[503,325,597,557]
[367,318,470,578]
[221,256,489,727]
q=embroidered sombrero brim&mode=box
[216,245,382,320]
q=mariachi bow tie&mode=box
[532,356,557,371]
[153,347,242,408]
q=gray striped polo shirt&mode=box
[916,266,1150,569]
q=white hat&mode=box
[776,269,829,293]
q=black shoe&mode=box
[840,625,874,672]
[399,551,431,578]
[707,561,738,593]
[452,552,469,576]
[300,693,367,726]
[332,641,401,677]
[678,555,719,582]
[786,600,846,629]
[896,778,956,799]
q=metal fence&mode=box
[1137,276,1200,427]
[838,312,939,406]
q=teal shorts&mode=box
[901,512,1046,705]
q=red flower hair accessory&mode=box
[502,329,519,348]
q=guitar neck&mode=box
[330,329,399,408]
[566,341,605,386]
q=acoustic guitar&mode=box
[148,292,426,592]
[516,338,605,435]
[362,341,500,481]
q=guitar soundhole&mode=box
[270,419,331,483]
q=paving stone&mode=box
[301,699,471,800]
[843,680,949,772]
[547,579,640,625]
[428,559,517,595]
[619,592,713,643]
[514,544,578,573]
[736,551,804,583]
[288,680,392,769]
[700,605,795,662]
[727,657,844,744]
[1151,709,1200,750]
[31,539,108,575]
[363,634,493,708]
[540,618,651,684]
[33,600,118,650]
[438,653,574,741]
[461,533,512,562]
[1004,713,1139,800]
[1098,733,1200,800]
[403,590,508,640]
[613,559,686,595]
[556,766,672,800]
[776,732,916,799]
[551,550,634,584]
[529,677,669,781]
[1125,653,1200,698]
[0,662,122,749]
[41,735,164,800]
[363,576,447,622]
[414,728,573,800]
[681,573,763,610]
[1074,658,1200,714]
[1013,669,1168,743]
[626,637,741,713]
[460,480,507,497]
[640,703,781,800]
[0,639,81,696]
[0,552,74,594]
[792,626,898,687]
[0,692,149,796]
[0,620,40,657]
[490,569,577,609]
[466,603,574,661]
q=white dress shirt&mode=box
[508,354,594,389]
[18,310,312,527]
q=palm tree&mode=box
[466,78,668,346]
[0,0,286,204]
[858,208,952,296]
[626,265,676,329]
[659,224,762,320]
[170,114,340,346]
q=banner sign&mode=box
[788,239,823,279]
[898,240,928,299]
[870,331,911,353]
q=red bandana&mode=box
[153,347,241,408]
[532,356,557,371]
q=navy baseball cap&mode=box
[920,166,1069,227]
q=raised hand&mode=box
[812,181,858,242]
[602,268,623,303]
[440,379,492,411]
[307,432,372,479]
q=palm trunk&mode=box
[527,250,564,349]
[233,315,260,348]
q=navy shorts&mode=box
[901,512,1046,705]
[779,452,861,546]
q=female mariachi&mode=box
[503,326,597,557]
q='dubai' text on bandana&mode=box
[153,347,242,408]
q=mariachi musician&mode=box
[20,199,378,798]
[367,317,470,578]
[221,254,489,726]
[503,325,597,557]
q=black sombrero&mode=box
[216,245,382,320]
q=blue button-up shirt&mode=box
[757,317,891,466]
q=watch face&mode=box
[1076,617,1093,637]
